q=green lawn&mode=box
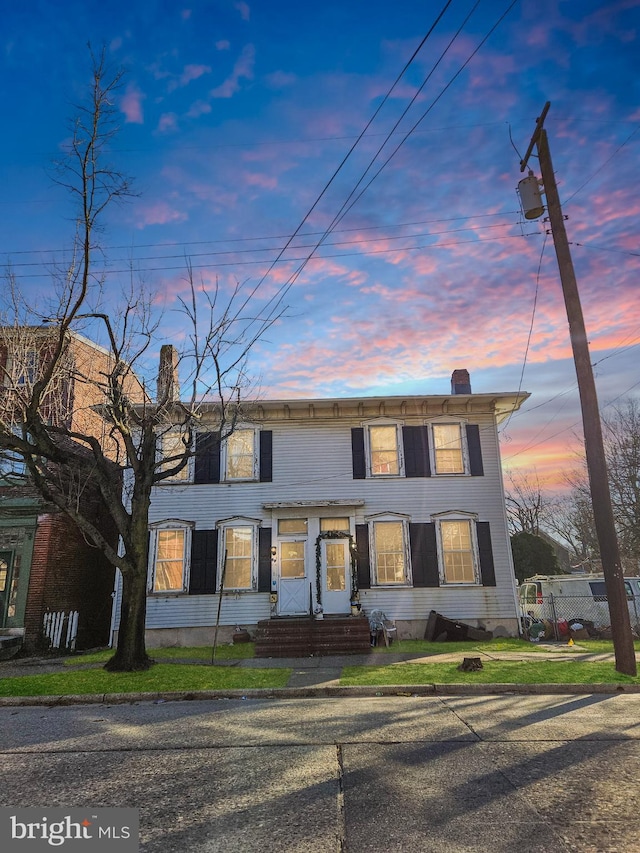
[341,659,640,686]
[373,638,640,655]
[63,643,256,666]
[0,662,289,697]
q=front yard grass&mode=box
[341,659,640,686]
[63,643,255,666]
[0,663,289,697]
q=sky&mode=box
[1,0,639,492]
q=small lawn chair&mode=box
[367,609,397,647]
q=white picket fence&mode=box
[43,610,79,651]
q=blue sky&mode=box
[1,0,639,489]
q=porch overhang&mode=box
[262,499,365,510]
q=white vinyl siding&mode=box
[124,409,518,633]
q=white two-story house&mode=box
[110,370,528,647]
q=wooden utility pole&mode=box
[520,103,636,676]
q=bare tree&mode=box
[504,470,550,536]
[602,400,640,574]
[542,400,640,576]
[0,51,281,671]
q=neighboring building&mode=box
[0,326,141,652]
[111,370,529,647]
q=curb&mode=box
[1,682,639,707]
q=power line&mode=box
[0,210,521,258]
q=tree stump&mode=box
[457,657,483,672]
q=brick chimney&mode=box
[451,369,471,395]
[157,345,180,403]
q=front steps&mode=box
[254,615,371,658]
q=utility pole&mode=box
[519,103,636,676]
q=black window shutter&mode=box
[409,523,440,587]
[403,426,431,478]
[355,524,371,589]
[194,432,221,484]
[189,530,218,594]
[476,522,496,586]
[466,424,484,476]
[259,431,273,482]
[258,527,272,592]
[351,428,366,479]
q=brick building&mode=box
[0,327,140,653]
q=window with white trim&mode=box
[149,522,192,593]
[366,422,403,477]
[224,428,258,480]
[432,422,465,474]
[438,518,479,584]
[370,517,411,585]
[219,522,257,590]
[160,430,191,481]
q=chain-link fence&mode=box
[521,593,640,640]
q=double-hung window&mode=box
[432,423,465,474]
[219,521,257,590]
[149,522,193,593]
[438,518,479,584]
[366,422,402,477]
[370,516,411,585]
[225,428,257,480]
[160,430,191,481]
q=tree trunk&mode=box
[104,562,152,672]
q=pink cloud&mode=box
[168,63,212,92]
[242,171,278,190]
[120,84,145,123]
[216,40,230,50]
[186,99,212,118]
[181,9,191,20]
[157,112,178,133]
[135,201,188,228]
[235,1,250,21]
[211,44,255,98]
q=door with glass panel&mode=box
[321,539,351,614]
[319,518,352,614]
[277,519,309,615]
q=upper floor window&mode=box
[225,428,257,480]
[149,522,193,593]
[432,423,465,474]
[369,425,399,475]
[160,430,191,481]
[438,518,479,584]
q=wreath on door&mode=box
[314,531,358,609]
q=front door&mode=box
[278,540,309,615]
[321,539,351,614]
[0,551,13,627]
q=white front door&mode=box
[278,540,309,615]
[321,539,351,615]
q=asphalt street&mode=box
[1,694,640,852]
